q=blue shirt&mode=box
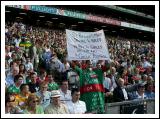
[129,91,147,100]
[42,52,52,62]
[145,91,155,99]
[5,75,14,87]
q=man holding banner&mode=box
[66,29,110,114]
[73,60,105,113]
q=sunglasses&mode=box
[9,99,15,102]
[32,100,39,103]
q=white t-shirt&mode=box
[64,62,70,71]
[14,38,21,48]
[52,58,64,72]
[59,89,72,105]
[67,71,78,84]
[66,100,87,114]
[103,77,112,91]
[121,88,128,100]
[25,62,33,71]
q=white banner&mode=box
[66,29,110,60]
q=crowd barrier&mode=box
[105,99,155,114]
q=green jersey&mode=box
[8,85,20,94]
[75,66,105,114]
[48,82,59,91]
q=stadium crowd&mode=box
[5,21,155,114]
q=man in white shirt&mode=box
[67,69,79,88]
[50,56,64,73]
[25,57,33,72]
[113,78,129,102]
[110,67,118,89]
[141,57,152,68]
[103,72,112,92]
[6,67,19,87]
[66,88,87,114]
[59,80,72,105]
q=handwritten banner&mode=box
[66,29,110,60]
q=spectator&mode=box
[61,58,70,72]
[103,72,113,92]
[44,90,69,114]
[7,75,24,95]
[110,67,118,88]
[145,83,155,99]
[121,68,129,85]
[49,54,64,80]
[129,83,147,100]
[147,75,154,83]
[5,93,23,114]
[66,88,87,114]
[36,81,51,110]
[16,58,23,66]
[141,57,152,69]
[19,63,26,74]
[15,84,30,110]
[6,66,19,87]
[42,49,52,71]
[113,78,130,102]
[39,70,48,83]
[139,74,148,84]
[30,42,39,71]
[18,64,27,83]
[47,74,59,91]
[59,80,72,105]
[25,57,33,72]
[132,68,141,84]
[23,93,44,114]
[127,68,134,84]
[28,72,39,93]
[74,60,105,114]
[67,68,79,89]
[103,72,114,103]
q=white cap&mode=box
[51,90,60,98]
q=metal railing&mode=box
[105,99,155,114]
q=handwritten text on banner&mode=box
[66,29,110,60]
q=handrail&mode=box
[106,99,155,106]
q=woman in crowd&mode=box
[5,93,23,114]
[19,64,27,83]
[23,93,44,114]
